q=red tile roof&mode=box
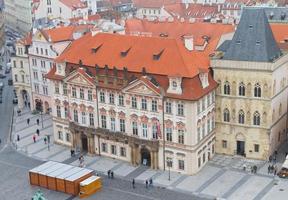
[59,0,87,10]
[18,32,32,45]
[55,32,210,78]
[69,14,101,24]
[132,0,180,8]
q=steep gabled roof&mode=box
[223,8,282,62]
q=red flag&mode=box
[156,120,162,139]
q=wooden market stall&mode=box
[79,176,102,198]
[47,165,74,190]
[29,161,57,186]
[38,162,66,188]
[55,167,84,193]
[64,169,93,195]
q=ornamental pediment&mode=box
[66,73,94,87]
[123,79,160,97]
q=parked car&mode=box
[12,97,18,104]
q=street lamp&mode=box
[167,160,173,181]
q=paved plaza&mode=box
[11,108,288,200]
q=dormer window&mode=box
[167,76,182,95]
[172,81,177,88]
[153,49,164,61]
[121,47,131,57]
[199,72,209,89]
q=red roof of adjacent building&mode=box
[59,0,87,10]
[132,0,180,8]
[70,14,101,24]
[18,32,32,45]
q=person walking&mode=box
[44,137,47,144]
[149,178,153,187]
[28,102,31,109]
[111,171,114,179]
[27,118,30,125]
[36,119,39,126]
[17,134,20,142]
[36,129,40,136]
[108,170,111,178]
[24,101,27,107]
[132,179,135,189]
[145,180,148,188]
[33,134,36,143]
[274,166,278,176]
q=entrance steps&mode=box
[125,165,149,180]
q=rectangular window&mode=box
[254,144,259,152]
[197,101,201,114]
[80,88,84,99]
[56,106,61,117]
[178,160,184,170]
[13,60,16,68]
[55,85,59,94]
[207,94,211,106]
[74,110,78,122]
[111,145,117,155]
[118,95,124,106]
[100,92,105,103]
[141,98,147,110]
[109,93,114,104]
[132,97,137,109]
[101,143,107,152]
[178,129,184,144]
[34,84,39,93]
[120,147,126,157]
[152,100,158,112]
[207,119,210,133]
[89,113,94,126]
[43,86,48,95]
[64,107,68,118]
[165,102,172,114]
[202,124,205,138]
[142,124,148,138]
[166,128,172,142]
[110,118,116,132]
[120,119,125,132]
[88,90,92,101]
[222,140,227,148]
[20,60,23,68]
[177,103,184,116]
[72,87,77,98]
[63,83,67,95]
[14,74,18,82]
[132,121,138,135]
[33,71,38,80]
[45,49,48,55]
[152,124,157,139]
[82,112,86,124]
[198,157,201,168]
[101,115,107,129]
[21,75,25,83]
[202,98,205,111]
[58,131,63,140]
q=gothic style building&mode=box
[212,8,288,160]
[46,32,217,175]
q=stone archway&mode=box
[81,133,88,152]
[236,133,246,156]
[140,147,151,166]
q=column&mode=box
[154,151,159,169]
[150,151,154,169]
[88,134,95,154]
[130,145,135,166]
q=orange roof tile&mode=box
[270,23,288,43]
[132,0,180,8]
[18,32,32,45]
[56,33,210,78]
[69,14,101,23]
[59,0,86,10]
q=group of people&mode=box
[107,170,114,179]
[243,164,257,174]
[268,164,278,176]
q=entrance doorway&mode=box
[236,141,245,156]
[140,147,151,166]
[81,134,88,152]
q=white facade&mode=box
[136,7,172,20]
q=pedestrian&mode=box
[24,101,27,107]
[132,179,135,189]
[17,134,20,141]
[149,178,153,187]
[33,134,36,143]
[28,102,31,108]
[274,166,278,176]
[145,180,148,188]
[254,165,257,174]
[36,129,40,136]
[70,149,73,157]
[27,118,30,125]
[111,171,114,179]
[269,155,272,163]
[17,109,21,116]
[268,165,271,174]
[108,170,111,178]
[243,164,247,171]
[36,119,39,126]
[44,137,47,144]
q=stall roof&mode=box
[46,165,74,178]
[282,160,288,169]
[29,161,57,173]
[80,176,100,186]
[56,167,84,179]
[65,169,93,182]
[38,162,66,175]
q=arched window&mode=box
[254,83,261,97]
[223,109,230,122]
[238,110,245,124]
[253,111,260,125]
[239,82,245,96]
[224,81,230,95]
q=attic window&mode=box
[153,49,164,61]
[91,44,102,53]
[256,40,261,45]
[120,47,131,57]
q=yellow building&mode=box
[212,8,288,160]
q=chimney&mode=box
[183,35,194,51]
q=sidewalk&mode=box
[11,108,288,200]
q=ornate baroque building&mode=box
[212,8,288,160]
[46,32,217,175]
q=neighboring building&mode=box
[0,5,4,52]
[46,32,217,175]
[28,25,90,113]
[11,33,33,109]
[33,0,89,21]
[4,0,34,33]
[212,8,288,160]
